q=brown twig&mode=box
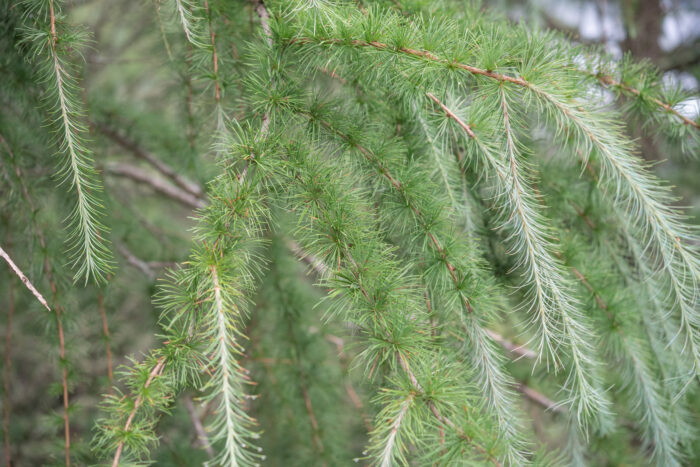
[0,246,51,311]
[255,0,272,47]
[426,92,476,138]
[111,357,167,467]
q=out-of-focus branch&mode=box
[117,244,175,279]
[106,163,206,209]
[117,244,156,279]
[658,38,700,71]
[485,330,537,360]
[183,395,215,458]
[517,384,566,414]
[95,122,204,198]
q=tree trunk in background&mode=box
[622,0,665,160]
[621,0,664,64]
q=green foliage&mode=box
[1,0,698,466]
[18,0,113,283]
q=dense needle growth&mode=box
[0,0,698,465]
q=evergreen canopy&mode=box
[0,0,699,465]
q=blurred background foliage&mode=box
[0,0,698,465]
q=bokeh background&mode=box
[1,0,697,465]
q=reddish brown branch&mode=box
[595,73,699,129]
[49,0,57,46]
[426,92,476,138]
[289,35,698,132]
[287,37,528,86]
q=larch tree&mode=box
[0,0,698,466]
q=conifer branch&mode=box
[280,14,699,360]
[172,0,198,44]
[527,85,700,379]
[500,89,610,430]
[5,1,699,463]
[43,0,112,283]
[284,142,503,465]
[111,356,167,467]
[564,253,684,465]
[211,265,241,460]
[376,392,414,467]
[288,107,528,463]
[593,72,699,129]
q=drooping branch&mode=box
[46,0,112,284]
[286,34,699,132]
[593,73,698,129]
